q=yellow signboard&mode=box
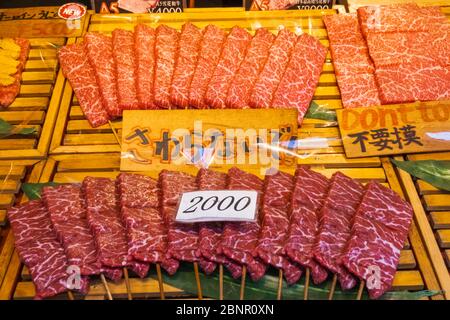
[0,7,88,38]
[120,109,298,174]
[337,101,450,158]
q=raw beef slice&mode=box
[336,72,381,108]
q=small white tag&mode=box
[175,190,259,223]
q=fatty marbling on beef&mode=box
[196,168,243,278]
[219,167,267,281]
[314,172,364,290]
[256,170,302,285]
[117,173,179,275]
[284,166,329,284]
[82,177,149,278]
[170,22,203,109]
[343,182,413,299]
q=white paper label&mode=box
[175,190,259,223]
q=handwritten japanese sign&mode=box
[249,0,334,10]
[121,109,298,174]
[0,6,88,38]
[337,102,450,158]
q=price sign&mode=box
[175,190,259,223]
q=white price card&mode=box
[175,190,259,223]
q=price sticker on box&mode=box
[176,190,259,223]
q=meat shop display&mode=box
[0,38,30,108]
[7,166,415,299]
[57,23,327,127]
[324,3,450,108]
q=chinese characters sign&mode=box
[121,109,298,174]
[337,102,450,158]
[0,6,88,38]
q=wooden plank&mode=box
[24,59,58,71]
[0,140,37,150]
[416,180,449,195]
[0,230,15,290]
[430,212,450,229]
[0,194,14,209]
[296,153,381,168]
[0,111,45,124]
[0,166,25,179]
[445,250,450,268]
[8,97,49,111]
[19,84,53,97]
[63,134,119,146]
[408,152,450,161]
[398,250,416,269]
[392,271,423,291]
[0,180,21,194]
[423,195,450,211]
[22,72,55,83]
[436,230,450,249]
[0,210,6,226]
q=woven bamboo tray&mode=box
[0,158,43,299]
[0,153,441,300]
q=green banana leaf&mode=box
[304,101,337,122]
[392,159,450,192]
[0,118,37,137]
[162,263,440,300]
[22,182,60,200]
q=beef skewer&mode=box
[313,172,364,299]
[342,181,413,300]
[117,173,176,299]
[256,170,302,300]
[42,184,116,300]
[83,177,151,300]
[284,166,330,300]
[196,169,243,300]
[159,170,204,299]
[219,168,266,300]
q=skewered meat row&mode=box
[8,166,413,299]
[57,23,326,127]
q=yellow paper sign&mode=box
[337,101,450,158]
[120,109,298,175]
[0,6,88,38]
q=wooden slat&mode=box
[0,179,21,194]
[0,111,45,125]
[436,230,450,249]
[445,250,450,268]
[430,212,450,229]
[24,59,58,71]
[297,153,381,168]
[0,166,25,179]
[423,195,450,211]
[416,180,448,195]
[408,152,450,161]
[22,72,55,83]
[392,271,424,291]
[0,140,37,150]
[0,194,15,209]
[0,210,6,226]
[28,49,57,59]
[398,250,416,270]
[19,84,53,97]
[8,97,49,111]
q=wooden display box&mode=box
[346,0,450,12]
[0,6,91,160]
[1,153,443,299]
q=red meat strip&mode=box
[170,22,203,109]
[159,170,200,263]
[314,172,364,290]
[205,26,252,109]
[85,32,121,117]
[284,166,329,284]
[154,25,179,109]
[196,168,243,278]
[375,63,450,104]
[219,167,267,281]
[323,14,366,45]
[83,176,149,278]
[225,28,275,109]
[0,38,30,108]
[112,29,139,110]
[329,43,374,76]
[117,173,178,274]
[336,73,381,108]
[272,34,327,125]
[8,201,70,299]
[58,43,109,127]
[189,25,226,109]
[256,171,302,285]
[42,184,101,276]
[343,182,413,299]
[249,28,297,109]
[134,24,157,109]
[358,4,448,38]
[366,31,450,68]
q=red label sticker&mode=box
[58,3,87,20]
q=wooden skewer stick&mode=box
[123,267,133,300]
[239,266,247,300]
[219,264,224,300]
[356,281,365,300]
[67,291,75,300]
[109,121,122,147]
[277,269,283,300]
[328,274,338,300]
[155,263,165,300]
[100,274,113,300]
[193,262,203,300]
[304,268,310,300]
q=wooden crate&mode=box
[396,152,450,300]
[346,0,450,12]
[49,8,344,155]
[2,153,442,299]
[0,158,43,299]
[0,7,91,159]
